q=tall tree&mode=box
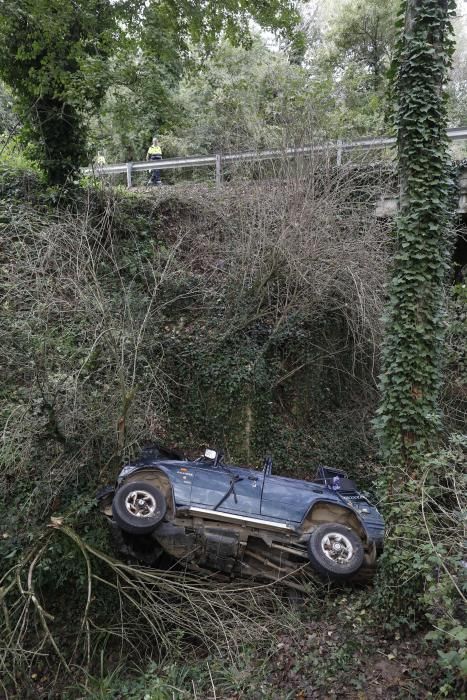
[375,0,456,464]
[312,0,399,136]
[0,0,115,184]
[329,0,399,91]
[0,0,301,183]
[174,39,315,155]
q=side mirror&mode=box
[204,448,218,465]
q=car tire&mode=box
[112,481,167,535]
[307,523,364,579]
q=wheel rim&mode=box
[125,490,157,518]
[320,532,354,565]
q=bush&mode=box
[374,435,466,694]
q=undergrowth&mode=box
[0,156,389,538]
[0,159,465,697]
[374,436,466,695]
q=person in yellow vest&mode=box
[95,151,106,167]
[146,136,162,186]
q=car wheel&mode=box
[112,481,167,535]
[307,523,364,579]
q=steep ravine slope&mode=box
[4,166,462,698]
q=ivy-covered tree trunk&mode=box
[376,0,455,465]
[0,0,114,185]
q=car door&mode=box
[191,465,263,515]
[261,473,317,523]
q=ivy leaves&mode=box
[0,0,115,183]
[375,0,456,464]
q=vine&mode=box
[373,5,466,691]
[0,0,115,185]
[375,0,456,465]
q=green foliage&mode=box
[0,0,301,177]
[375,0,457,463]
[172,39,321,154]
[90,0,188,161]
[91,0,302,162]
[89,0,467,160]
[96,10,398,164]
[371,3,465,692]
[374,436,466,692]
[72,645,287,699]
[0,137,39,172]
[0,0,116,184]
[309,0,399,138]
[329,0,399,90]
[143,0,300,54]
[75,660,203,700]
[0,79,16,134]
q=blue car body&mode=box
[104,447,385,578]
[118,457,384,546]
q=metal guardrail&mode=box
[83,126,467,188]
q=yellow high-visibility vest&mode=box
[147,145,162,157]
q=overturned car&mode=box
[98,445,384,582]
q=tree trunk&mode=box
[375,0,455,465]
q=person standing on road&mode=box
[146,136,162,186]
[95,151,106,166]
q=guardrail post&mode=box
[126,162,133,188]
[215,154,222,187]
[336,140,343,166]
